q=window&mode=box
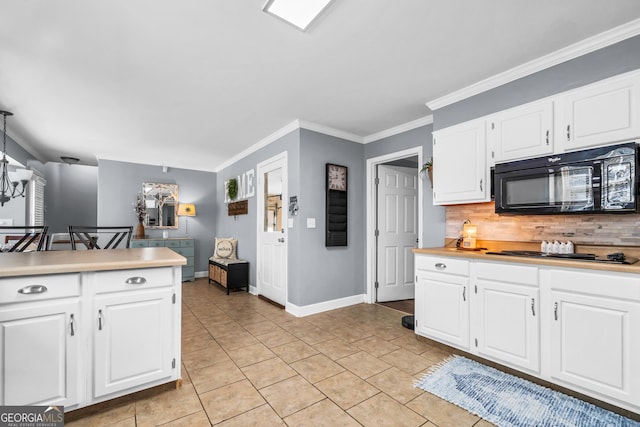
[28,172,46,226]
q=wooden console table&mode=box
[208,258,249,294]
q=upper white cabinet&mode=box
[488,99,554,163]
[557,72,640,152]
[432,119,489,205]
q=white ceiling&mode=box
[2,0,640,172]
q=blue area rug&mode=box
[414,356,640,427]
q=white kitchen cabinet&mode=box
[473,262,540,374]
[556,71,640,152]
[0,274,82,408]
[92,267,178,400]
[547,268,640,407]
[488,99,554,163]
[415,255,469,350]
[94,288,174,398]
[432,119,489,205]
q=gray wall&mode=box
[435,35,640,129]
[97,159,217,272]
[364,124,446,248]
[43,162,98,233]
[214,128,368,307]
[215,129,301,299]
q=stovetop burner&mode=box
[485,250,638,265]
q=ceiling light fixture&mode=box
[0,111,33,207]
[262,0,335,31]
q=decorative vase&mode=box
[135,222,145,239]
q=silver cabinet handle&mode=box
[531,298,535,316]
[98,309,103,331]
[435,263,446,270]
[545,130,549,145]
[463,286,466,302]
[480,179,483,192]
[18,285,48,295]
[125,277,147,285]
[566,125,571,141]
[70,314,75,336]
[554,302,558,321]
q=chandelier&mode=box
[1,110,33,207]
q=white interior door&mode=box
[257,153,287,306]
[376,164,418,302]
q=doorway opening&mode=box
[365,147,423,310]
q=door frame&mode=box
[256,151,288,307]
[365,147,423,304]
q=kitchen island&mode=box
[0,247,186,411]
[414,243,640,416]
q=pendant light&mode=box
[0,110,33,207]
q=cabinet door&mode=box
[415,272,469,350]
[432,119,488,205]
[0,300,80,407]
[94,288,174,398]
[474,280,539,373]
[489,100,553,163]
[549,289,640,404]
[558,72,640,151]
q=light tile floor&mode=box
[67,278,495,426]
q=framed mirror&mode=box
[143,183,178,229]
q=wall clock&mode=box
[327,164,347,191]
[326,163,348,247]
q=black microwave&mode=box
[494,142,639,214]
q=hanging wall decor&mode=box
[325,163,348,247]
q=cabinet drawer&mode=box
[180,239,194,247]
[0,274,81,304]
[475,262,538,286]
[130,240,148,248]
[147,240,164,248]
[415,255,469,276]
[172,247,194,257]
[164,240,181,248]
[95,267,174,294]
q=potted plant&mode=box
[420,158,433,188]
[227,178,238,202]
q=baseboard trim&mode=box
[286,294,366,317]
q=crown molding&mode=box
[298,120,363,143]
[214,119,301,172]
[426,17,640,111]
[363,115,433,144]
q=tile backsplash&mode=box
[446,202,640,247]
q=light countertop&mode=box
[0,247,186,277]
[413,244,640,274]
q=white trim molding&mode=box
[363,115,433,144]
[426,17,640,111]
[286,294,366,317]
[299,120,363,143]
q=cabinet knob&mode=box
[18,285,48,295]
[435,263,446,270]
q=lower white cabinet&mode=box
[415,256,469,350]
[547,268,640,407]
[0,299,80,407]
[414,252,640,414]
[0,265,181,411]
[473,262,540,374]
[94,287,174,398]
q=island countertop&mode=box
[0,247,186,277]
